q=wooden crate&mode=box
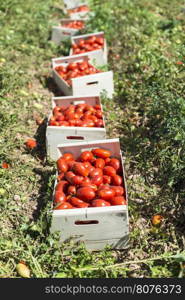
[46,95,106,160]
[51,19,86,45]
[52,54,114,98]
[69,32,108,66]
[50,138,129,251]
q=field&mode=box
[0,0,185,278]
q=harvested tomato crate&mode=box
[46,95,106,160]
[51,19,86,45]
[50,138,129,251]
[67,4,90,20]
[69,32,108,66]
[52,54,114,98]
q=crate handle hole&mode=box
[66,136,84,140]
[86,81,98,86]
[75,220,99,225]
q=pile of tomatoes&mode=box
[54,148,126,210]
[68,5,90,14]
[55,61,101,86]
[72,36,104,55]
[49,103,104,127]
[62,20,85,30]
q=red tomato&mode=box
[89,168,103,178]
[80,182,98,191]
[82,177,91,184]
[94,158,105,169]
[76,187,95,202]
[95,110,102,118]
[72,175,84,185]
[57,158,68,173]
[92,148,111,159]
[97,188,115,200]
[55,181,69,193]
[79,151,94,162]
[67,62,78,71]
[110,196,127,206]
[53,106,61,115]
[67,185,76,195]
[103,166,116,177]
[54,191,66,205]
[111,186,124,196]
[72,162,89,177]
[105,157,111,164]
[83,161,95,173]
[108,158,121,171]
[67,160,76,169]
[95,119,104,127]
[65,171,76,184]
[69,197,89,208]
[57,173,65,181]
[54,202,73,210]
[91,175,103,186]
[1,162,9,169]
[25,139,37,149]
[111,175,123,186]
[103,175,111,184]
[92,199,111,207]
[62,153,75,161]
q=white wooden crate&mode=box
[69,32,108,66]
[46,95,106,160]
[51,19,85,45]
[52,54,114,98]
[63,0,84,9]
[50,138,129,251]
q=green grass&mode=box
[0,0,185,278]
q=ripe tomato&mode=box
[107,158,121,171]
[57,173,65,181]
[67,62,78,71]
[111,186,124,196]
[72,175,84,185]
[91,175,103,186]
[80,182,98,191]
[76,187,95,202]
[62,153,75,161]
[67,160,76,169]
[67,185,76,195]
[83,161,95,173]
[54,202,73,210]
[95,110,102,118]
[55,181,69,193]
[72,162,89,177]
[89,168,103,178]
[57,158,68,173]
[69,197,89,208]
[65,171,76,184]
[111,175,123,186]
[110,196,127,206]
[92,148,111,159]
[79,151,94,162]
[94,158,105,169]
[103,175,111,184]
[1,162,9,169]
[25,139,37,149]
[82,177,91,184]
[92,199,111,207]
[103,166,116,177]
[54,191,66,205]
[97,188,115,200]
